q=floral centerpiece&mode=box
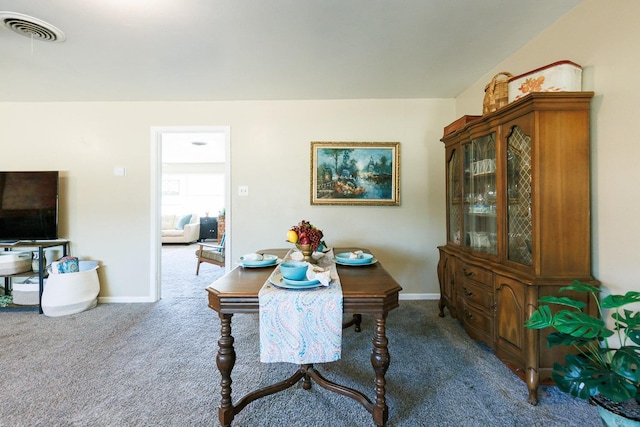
[286,220,325,262]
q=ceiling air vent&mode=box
[0,11,65,42]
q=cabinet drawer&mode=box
[460,280,493,311]
[457,263,492,286]
[462,303,493,344]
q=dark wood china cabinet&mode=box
[437,92,599,404]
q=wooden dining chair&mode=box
[195,234,226,275]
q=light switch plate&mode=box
[238,185,249,196]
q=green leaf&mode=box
[553,355,637,402]
[552,356,605,400]
[601,291,640,309]
[611,310,640,345]
[554,353,639,403]
[595,371,638,402]
[552,310,613,339]
[629,329,640,346]
[611,346,640,383]
[546,332,596,348]
[538,295,586,309]
[525,305,553,329]
[559,280,602,294]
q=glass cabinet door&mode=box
[463,134,497,255]
[506,126,532,266]
[448,149,461,244]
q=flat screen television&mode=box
[0,171,59,241]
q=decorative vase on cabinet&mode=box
[437,92,599,405]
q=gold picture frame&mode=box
[310,141,400,206]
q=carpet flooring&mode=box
[0,244,600,426]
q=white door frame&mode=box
[149,126,231,301]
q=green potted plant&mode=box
[525,281,640,425]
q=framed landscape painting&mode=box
[310,141,400,206]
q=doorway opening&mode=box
[150,126,230,301]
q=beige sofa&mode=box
[161,213,200,244]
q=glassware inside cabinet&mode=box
[448,149,461,244]
[506,126,532,266]
[463,133,497,255]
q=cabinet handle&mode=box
[463,287,474,298]
[462,268,475,278]
[464,309,474,320]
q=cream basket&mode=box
[41,261,100,317]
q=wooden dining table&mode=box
[206,247,403,427]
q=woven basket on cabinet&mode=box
[483,72,513,114]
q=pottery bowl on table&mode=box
[279,261,308,281]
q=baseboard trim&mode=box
[98,296,156,304]
[399,293,440,301]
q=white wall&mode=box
[455,0,640,295]
[0,98,454,300]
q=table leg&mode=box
[217,313,236,427]
[342,313,362,332]
[302,365,312,390]
[371,314,389,427]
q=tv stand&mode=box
[0,239,70,314]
